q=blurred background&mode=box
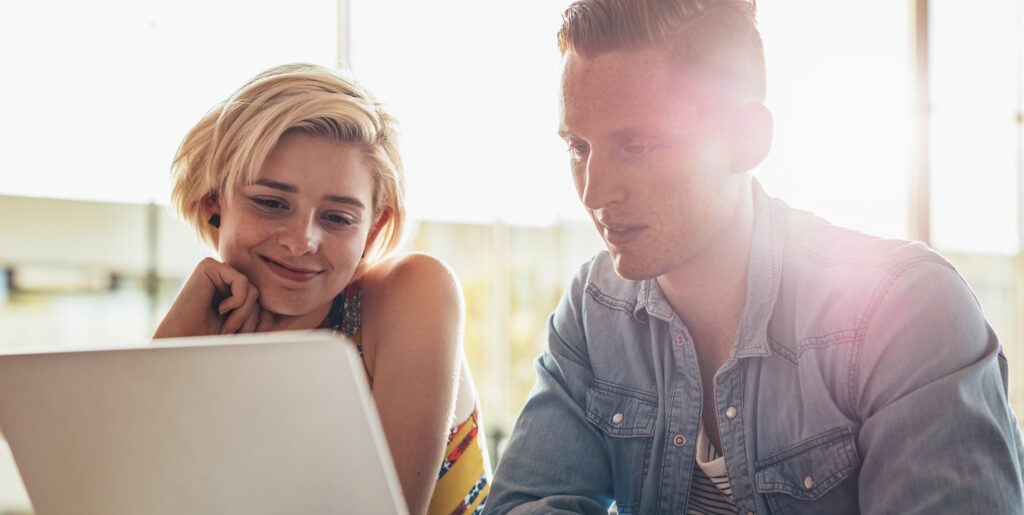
[0,0,1022,511]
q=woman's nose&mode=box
[278,213,321,256]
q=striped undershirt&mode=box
[686,422,738,515]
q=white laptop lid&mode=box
[0,330,408,515]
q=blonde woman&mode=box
[154,63,490,515]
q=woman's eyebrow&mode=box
[254,179,296,193]
[323,195,365,209]
[254,179,365,209]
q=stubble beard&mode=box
[606,236,670,282]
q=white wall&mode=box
[0,195,208,279]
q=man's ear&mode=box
[729,102,773,173]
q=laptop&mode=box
[0,330,408,515]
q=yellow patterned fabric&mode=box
[426,408,490,514]
[326,284,490,514]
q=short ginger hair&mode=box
[558,0,766,103]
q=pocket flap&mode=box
[585,379,658,437]
[754,426,860,500]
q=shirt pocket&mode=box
[585,379,657,514]
[754,425,861,515]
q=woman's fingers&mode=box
[238,309,260,334]
[237,290,262,334]
[256,309,276,333]
[153,257,268,339]
[220,283,260,334]
[212,266,251,316]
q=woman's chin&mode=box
[259,296,321,320]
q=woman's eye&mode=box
[324,213,356,226]
[252,197,286,210]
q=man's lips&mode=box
[260,256,322,282]
[598,221,646,246]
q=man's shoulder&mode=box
[773,200,968,333]
[778,200,954,280]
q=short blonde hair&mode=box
[171,63,405,265]
[558,0,765,103]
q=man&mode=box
[486,1,1024,513]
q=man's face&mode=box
[560,46,748,280]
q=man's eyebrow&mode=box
[253,179,366,209]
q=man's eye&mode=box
[622,143,650,155]
[567,142,590,162]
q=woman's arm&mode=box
[362,252,465,515]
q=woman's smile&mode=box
[259,255,323,283]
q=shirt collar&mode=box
[733,179,784,357]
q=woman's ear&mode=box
[729,102,773,173]
[201,195,220,222]
[201,194,222,245]
[363,208,393,258]
[201,194,220,219]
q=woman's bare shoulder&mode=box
[360,252,464,339]
[362,252,459,295]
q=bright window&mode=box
[349,0,579,226]
[0,0,338,204]
[930,0,1021,255]
[758,1,913,240]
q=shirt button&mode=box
[725,406,738,419]
[611,413,624,425]
[803,475,815,489]
[675,335,685,346]
[673,434,687,446]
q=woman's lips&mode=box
[260,256,322,282]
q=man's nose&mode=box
[577,152,625,211]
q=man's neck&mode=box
[656,180,756,356]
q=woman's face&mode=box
[212,133,380,319]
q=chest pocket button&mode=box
[585,379,658,437]
[754,426,859,500]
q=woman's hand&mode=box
[153,257,263,339]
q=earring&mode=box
[208,214,221,228]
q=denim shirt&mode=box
[487,183,1024,514]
